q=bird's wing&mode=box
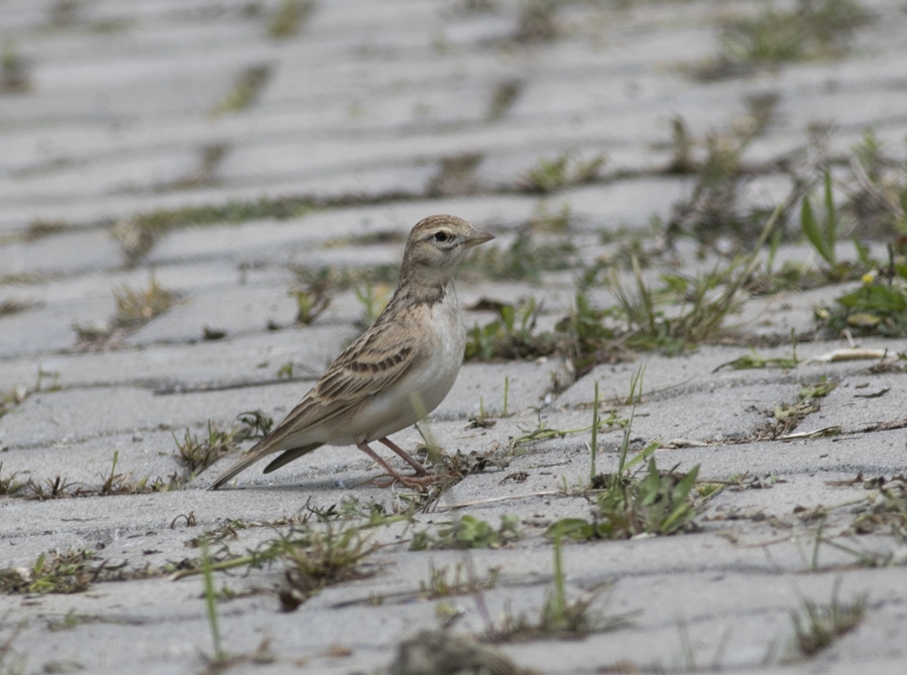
[252,316,427,454]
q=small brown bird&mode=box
[208,215,494,490]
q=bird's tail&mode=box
[206,441,322,490]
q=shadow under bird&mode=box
[208,214,494,490]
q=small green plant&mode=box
[113,275,175,327]
[547,418,702,540]
[487,532,634,642]
[698,0,868,78]
[529,200,571,232]
[465,298,555,361]
[846,131,907,236]
[201,540,226,663]
[420,562,500,599]
[267,0,314,38]
[515,0,560,42]
[714,346,800,371]
[410,515,520,551]
[177,521,378,611]
[174,422,238,475]
[589,381,600,482]
[214,64,270,114]
[354,282,391,328]
[170,144,228,189]
[0,464,26,497]
[755,379,837,440]
[464,231,576,281]
[97,451,132,495]
[429,152,482,197]
[666,107,779,244]
[788,581,867,659]
[113,196,318,263]
[815,265,907,337]
[845,476,907,536]
[288,267,332,325]
[517,152,604,193]
[1,40,29,93]
[799,166,868,282]
[0,298,33,318]
[487,78,521,121]
[0,549,99,594]
[801,168,837,265]
[0,386,27,421]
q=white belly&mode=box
[341,294,465,444]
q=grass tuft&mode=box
[517,152,605,193]
[113,275,175,327]
[410,515,520,551]
[214,65,271,114]
[267,0,314,38]
[1,40,29,93]
[789,581,867,659]
[696,0,869,79]
[464,231,576,281]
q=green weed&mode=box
[0,298,33,317]
[846,132,907,236]
[517,152,604,193]
[487,532,634,642]
[0,549,99,594]
[464,231,576,281]
[0,40,29,93]
[410,515,520,551]
[0,464,26,497]
[515,0,560,42]
[546,420,702,540]
[529,201,571,233]
[698,0,869,78]
[666,107,779,245]
[267,0,314,38]
[355,282,391,329]
[288,267,332,325]
[214,64,270,114]
[0,386,27,421]
[755,379,837,440]
[113,196,318,263]
[487,79,521,121]
[815,263,907,337]
[788,581,867,659]
[113,275,175,327]
[465,298,555,361]
[420,562,500,599]
[173,414,269,476]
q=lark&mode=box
[208,215,494,490]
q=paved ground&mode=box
[2,1,907,673]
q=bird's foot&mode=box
[368,470,438,489]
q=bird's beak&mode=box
[464,230,495,248]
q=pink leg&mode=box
[356,442,435,486]
[379,437,428,475]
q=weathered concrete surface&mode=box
[2,1,907,674]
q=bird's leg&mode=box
[379,438,429,475]
[356,442,434,486]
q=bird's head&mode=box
[399,215,494,286]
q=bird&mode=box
[208,215,494,490]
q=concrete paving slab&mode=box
[4,0,907,672]
[0,229,122,278]
[2,326,358,393]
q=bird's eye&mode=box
[433,231,451,243]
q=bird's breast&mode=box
[348,292,465,444]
